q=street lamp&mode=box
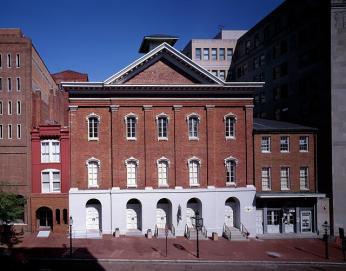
[322,221,330,260]
[192,210,203,258]
[69,216,73,258]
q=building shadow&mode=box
[0,225,24,249]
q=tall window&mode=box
[280,167,290,190]
[280,136,289,152]
[0,101,2,115]
[219,70,226,81]
[7,78,12,91]
[0,77,2,91]
[126,158,138,187]
[41,140,60,163]
[157,115,168,139]
[300,167,309,190]
[87,114,99,140]
[195,48,201,60]
[7,124,12,139]
[261,167,271,190]
[16,77,20,91]
[126,114,137,140]
[225,115,236,138]
[188,114,199,139]
[87,159,99,187]
[17,124,21,139]
[16,54,20,68]
[0,125,3,139]
[189,159,200,186]
[299,136,309,152]
[225,159,236,184]
[261,136,271,152]
[0,54,2,68]
[8,101,12,115]
[7,53,11,68]
[211,48,217,60]
[219,48,225,60]
[203,48,209,60]
[41,169,61,193]
[227,48,233,61]
[157,158,169,186]
[17,101,21,115]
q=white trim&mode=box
[41,168,61,193]
[257,193,326,199]
[186,112,201,121]
[156,156,170,166]
[125,113,138,140]
[86,113,100,141]
[223,112,237,121]
[124,157,139,166]
[85,157,101,167]
[86,157,100,188]
[124,112,138,121]
[187,156,201,165]
[224,156,239,166]
[85,113,101,122]
[155,112,170,121]
[69,97,253,101]
[41,139,60,163]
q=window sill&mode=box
[158,137,168,141]
[299,150,309,153]
[126,137,137,141]
[189,183,200,187]
[88,138,99,141]
[300,188,309,191]
[158,184,169,188]
[41,191,61,194]
[41,161,60,164]
[189,137,199,141]
[225,136,236,141]
[261,151,271,153]
[281,188,290,191]
[280,151,290,153]
[127,184,138,188]
[88,185,99,189]
[226,182,236,187]
[262,188,271,191]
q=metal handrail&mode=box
[240,223,250,238]
[185,224,190,239]
[201,225,207,238]
[223,223,232,239]
[171,224,175,236]
[154,224,158,238]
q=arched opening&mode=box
[85,199,102,231]
[36,206,53,229]
[186,198,202,228]
[126,199,142,231]
[156,198,172,229]
[225,197,240,228]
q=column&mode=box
[173,105,182,188]
[110,105,119,187]
[143,105,152,188]
[68,105,78,187]
[244,105,254,185]
[206,105,215,187]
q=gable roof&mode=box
[103,42,225,85]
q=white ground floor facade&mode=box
[69,185,257,237]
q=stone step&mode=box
[188,229,208,240]
[126,229,144,237]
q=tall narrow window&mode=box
[187,114,199,139]
[195,48,201,60]
[8,101,12,115]
[0,125,3,139]
[280,136,289,152]
[0,78,2,91]
[219,48,225,60]
[7,78,12,91]
[56,209,60,224]
[300,167,309,190]
[225,159,237,184]
[87,114,100,140]
[280,167,290,190]
[299,136,309,152]
[0,54,2,68]
[157,158,169,187]
[41,140,60,163]
[63,209,68,224]
[211,48,217,60]
[261,167,271,190]
[219,70,226,81]
[16,54,20,68]
[125,114,137,140]
[157,115,168,139]
[87,158,100,188]
[41,169,61,193]
[225,115,236,138]
[261,136,271,152]
[0,101,2,115]
[7,53,11,68]
[203,48,209,60]
[189,159,200,186]
[125,157,138,187]
[17,101,21,115]
[227,48,233,61]
[16,77,20,91]
[17,124,21,139]
[8,124,13,139]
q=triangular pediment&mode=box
[104,43,224,85]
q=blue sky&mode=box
[1,0,283,81]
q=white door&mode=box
[156,208,167,228]
[126,208,138,230]
[86,204,100,230]
[256,209,263,234]
[186,208,195,228]
[224,205,234,227]
[301,211,312,233]
[284,212,295,233]
[267,210,280,234]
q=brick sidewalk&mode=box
[5,233,345,263]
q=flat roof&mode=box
[253,118,317,133]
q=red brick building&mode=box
[253,118,327,235]
[0,29,66,231]
[52,70,89,84]
[30,125,70,233]
[63,36,262,238]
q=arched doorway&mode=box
[186,198,202,228]
[156,198,172,228]
[36,207,53,229]
[225,197,240,228]
[86,199,102,231]
[126,199,142,230]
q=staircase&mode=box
[185,225,208,240]
[126,229,143,237]
[223,224,248,241]
[154,224,176,238]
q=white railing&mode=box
[241,223,249,238]
[223,223,231,239]
[170,224,175,237]
[201,225,207,238]
[185,224,190,239]
[154,224,158,238]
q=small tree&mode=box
[0,192,26,225]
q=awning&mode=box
[256,192,326,199]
